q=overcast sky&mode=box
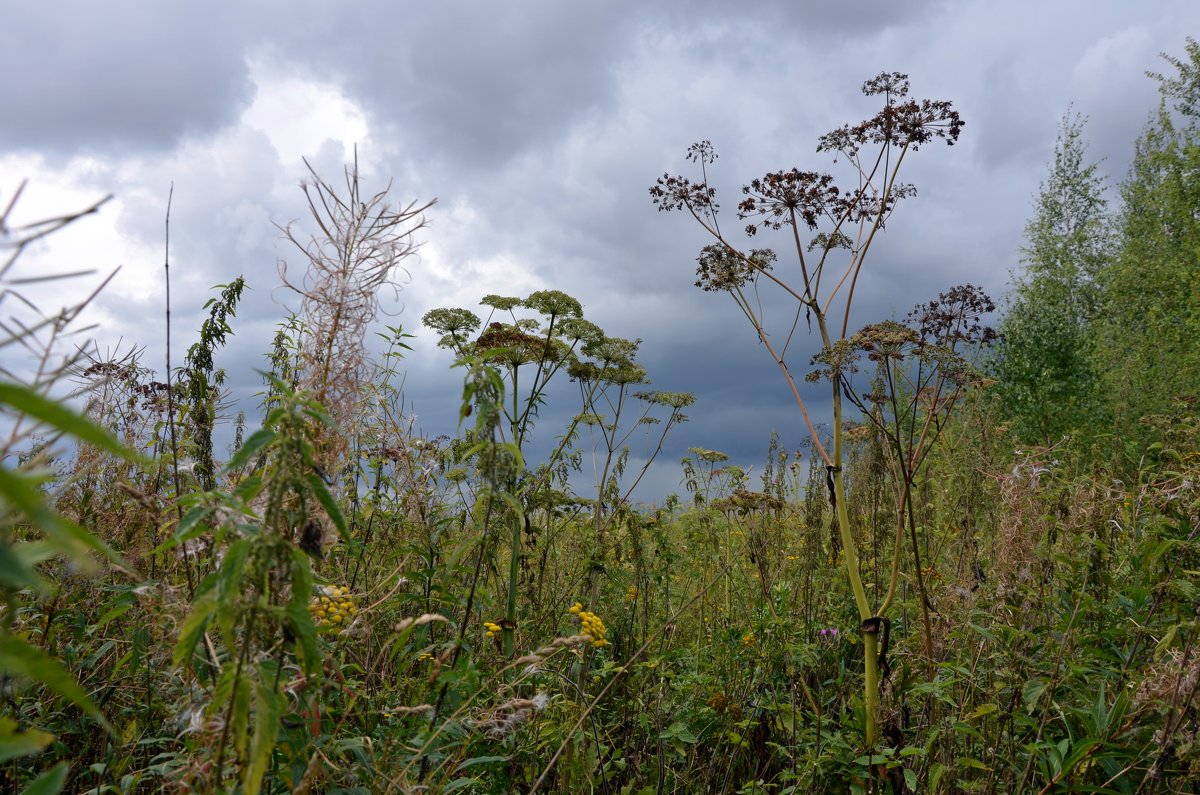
[3,1,1197,502]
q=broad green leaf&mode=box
[1023,678,1047,714]
[173,506,213,543]
[19,762,69,795]
[0,717,53,762]
[172,596,217,669]
[659,721,697,744]
[455,755,508,771]
[0,636,112,736]
[962,703,998,722]
[225,428,276,472]
[306,472,350,546]
[0,383,136,461]
[243,680,283,795]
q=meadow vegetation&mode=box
[1,47,1199,794]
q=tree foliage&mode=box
[993,113,1112,445]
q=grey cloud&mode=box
[0,1,281,155]
[9,1,1200,505]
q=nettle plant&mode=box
[650,71,965,745]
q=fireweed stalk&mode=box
[650,71,964,746]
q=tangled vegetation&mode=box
[2,47,1199,795]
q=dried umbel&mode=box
[694,243,777,292]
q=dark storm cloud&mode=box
[6,0,1200,502]
[0,1,285,154]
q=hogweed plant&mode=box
[841,285,997,672]
[650,71,964,746]
[425,291,694,654]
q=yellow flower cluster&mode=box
[309,584,357,631]
[483,621,502,639]
[920,565,944,582]
[741,632,756,648]
[568,602,610,648]
[625,585,638,602]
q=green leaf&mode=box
[1023,678,1047,714]
[0,383,136,461]
[0,542,45,593]
[226,428,276,471]
[19,763,69,795]
[172,596,217,669]
[286,549,319,676]
[962,703,998,722]
[174,506,213,543]
[955,756,991,771]
[243,680,283,795]
[306,472,350,547]
[659,721,698,744]
[929,762,946,792]
[0,717,53,762]
[455,755,508,771]
[903,768,918,791]
[0,636,112,736]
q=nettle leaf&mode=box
[243,679,283,795]
[287,549,320,676]
[173,595,218,669]
[306,472,350,548]
[226,428,276,472]
[0,382,137,462]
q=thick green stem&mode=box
[862,622,881,747]
[504,513,519,656]
[824,313,879,746]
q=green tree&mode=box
[1094,39,1200,444]
[992,113,1112,445]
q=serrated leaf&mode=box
[243,680,283,795]
[226,428,276,471]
